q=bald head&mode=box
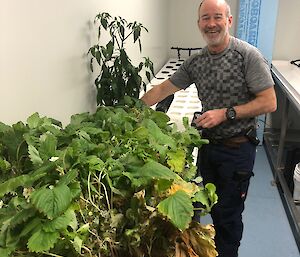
[199,0,231,18]
[197,0,233,53]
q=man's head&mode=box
[198,0,233,53]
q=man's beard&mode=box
[202,29,227,47]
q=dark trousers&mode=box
[197,141,256,257]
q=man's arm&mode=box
[140,79,182,106]
[234,86,277,118]
[194,86,277,128]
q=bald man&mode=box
[141,1,276,256]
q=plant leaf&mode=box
[64,208,78,231]
[0,122,11,133]
[142,119,176,149]
[73,236,83,253]
[42,215,70,232]
[157,190,194,231]
[27,229,59,252]
[39,133,57,160]
[127,160,177,181]
[28,145,43,165]
[167,149,186,173]
[31,184,72,219]
[0,163,55,198]
[19,217,42,238]
[0,247,13,257]
[27,112,40,129]
[9,208,36,229]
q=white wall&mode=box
[273,0,300,60]
[168,0,239,58]
[0,0,169,126]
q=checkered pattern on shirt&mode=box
[171,48,256,139]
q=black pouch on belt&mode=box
[245,127,260,146]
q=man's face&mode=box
[198,0,232,50]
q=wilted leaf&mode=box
[183,222,218,257]
[167,180,199,197]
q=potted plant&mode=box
[88,12,155,106]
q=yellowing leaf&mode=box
[167,149,186,173]
[167,180,199,197]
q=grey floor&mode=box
[201,146,300,257]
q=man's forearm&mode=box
[235,87,277,119]
[140,80,181,106]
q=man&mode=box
[141,0,277,256]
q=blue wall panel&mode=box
[237,0,279,144]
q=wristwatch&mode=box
[226,107,236,121]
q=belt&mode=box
[206,136,249,148]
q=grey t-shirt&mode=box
[169,36,274,139]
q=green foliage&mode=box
[88,12,155,106]
[0,100,216,257]
[157,190,194,231]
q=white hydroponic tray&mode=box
[146,58,202,131]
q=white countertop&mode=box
[271,60,300,110]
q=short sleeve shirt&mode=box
[169,36,274,139]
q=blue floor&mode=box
[201,146,300,257]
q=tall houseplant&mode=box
[88,12,155,106]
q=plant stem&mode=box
[82,245,93,257]
[100,180,111,211]
[41,252,64,257]
[87,172,101,212]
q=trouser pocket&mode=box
[233,170,254,199]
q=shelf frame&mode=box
[264,63,300,249]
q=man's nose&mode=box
[207,19,217,28]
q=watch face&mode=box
[226,107,236,120]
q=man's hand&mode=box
[194,109,227,128]
[193,86,277,129]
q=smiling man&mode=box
[198,0,232,53]
[140,1,277,256]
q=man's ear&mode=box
[197,18,201,30]
[228,15,233,28]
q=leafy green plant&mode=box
[0,98,217,257]
[88,12,155,106]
